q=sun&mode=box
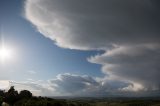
[0,47,12,61]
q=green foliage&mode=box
[0,90,5,96]
[0,96,3,105]
[13,97,93,106]
[19,90,32,99]
[4,86,19,105]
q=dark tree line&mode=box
[0,86,32,106]
[0,86,91,106]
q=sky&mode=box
[0,0,160,97]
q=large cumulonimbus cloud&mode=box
[24,0,160,96]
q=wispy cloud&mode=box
[27,70,36,75]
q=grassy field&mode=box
[1,96,160,106]
[64,97,160,106]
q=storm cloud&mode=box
[24,0,160,96]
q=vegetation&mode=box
[0,86,160,106]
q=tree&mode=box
[0,96,3,105]
[19,90,32,99]
[4,86,19,106]
[0,90,5,97]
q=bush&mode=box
[19,90,32,99]
[0,96,3,105]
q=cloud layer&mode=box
[11,73,159,97]
[11,73,136,96]
[24,0,160,96]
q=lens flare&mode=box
[0,47,12,61]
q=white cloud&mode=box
[121,82,145,92]
[9,73,147,96]
[0,80,9,90]
[10,80,56,96]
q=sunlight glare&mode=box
[0,47,12,61]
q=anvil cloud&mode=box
[24,0,160,96]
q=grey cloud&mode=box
[11,73,135,96]
[24,0,160,96]
[25,0,160,50]
[49,73,100,96]
[88,45,160,90]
